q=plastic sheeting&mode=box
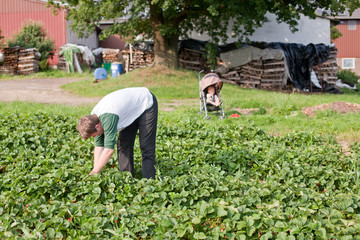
[215,45,290,87]
[126,41,154,52]
[265,42,330,90]
[60,43,95,66]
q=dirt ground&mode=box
[0,78,100,106]
[302,102,360,117]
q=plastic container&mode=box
[111,62,123,77]
[94,68,108,80]
[101,62,111,71]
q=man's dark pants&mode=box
[117,94,158,179]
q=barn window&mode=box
[342,58,355,69]
[348,20,357,30]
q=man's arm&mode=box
[94,146,104,166]
[89,147,114,175]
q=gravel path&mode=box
[0,78,100,106]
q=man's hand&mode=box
[89,147,114,175]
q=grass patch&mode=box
[61,67,198,99]
[0,69,92,81]
[0,102,91,117]
[2,67,360,142]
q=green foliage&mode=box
[0,69,92,81]
[253,106,266,115]
[1,113,360,238]
[7,20,55,61]
[204,42,218,70]
[0,28,5,50]
[338,69,359,86]
[39,59,49,71]
[48,0,360,68]
[331,26,343,41]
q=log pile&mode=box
[122,49,154,73]
[17,48,40,75]
[178,48,206,71]
[0,47,22,75]
[220,59,285,89]
[0,47,42,75]
[102,49,123,63]
[58,55,67,71]
[312,46,338,88]
[261,59,285,89]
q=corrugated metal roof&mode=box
[333,8,360,20]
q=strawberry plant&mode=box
[1,113,360,239]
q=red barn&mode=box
[332,9,360,76]
[0,0,99,65]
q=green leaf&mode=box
[276,232,287,240]
[275,221,285,228]
[217,206,227,217]
[236,221,247,230]
[177,227,187,238]
[244,216,254,226]
[238,234,247,240]
[46,228,55,238]
[193,232,207,239]
[247,226,256,236]
[260,232,273,240]
[316,228,326,239]
[192,217,201,224]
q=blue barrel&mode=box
[111,62,123,77]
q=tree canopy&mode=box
[49,0,360,68]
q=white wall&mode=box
[189,13,331,45]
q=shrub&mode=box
[331,26,343,41]
[7,20,55,61]
[337,69,359,86]
[0,28,5,50]
[39,59,49,70]
[253,106,266,115]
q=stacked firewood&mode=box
[220,59,285,89]
[178,48,206,71]
[312,46,338,87]
[102,49,123,63]
[17,48,40,75]
[0,47,22,75]
[58,55,67,71]
[122,49,154,73]
[261,59,285,89]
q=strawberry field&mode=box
[1,112,360,239]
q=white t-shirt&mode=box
[91,87,154,149]
[91,87,153,131]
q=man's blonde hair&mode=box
[77,115,100,140]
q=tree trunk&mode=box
[150,3,179,68]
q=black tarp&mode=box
[256,42,330,90]
[178,39,207,53]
